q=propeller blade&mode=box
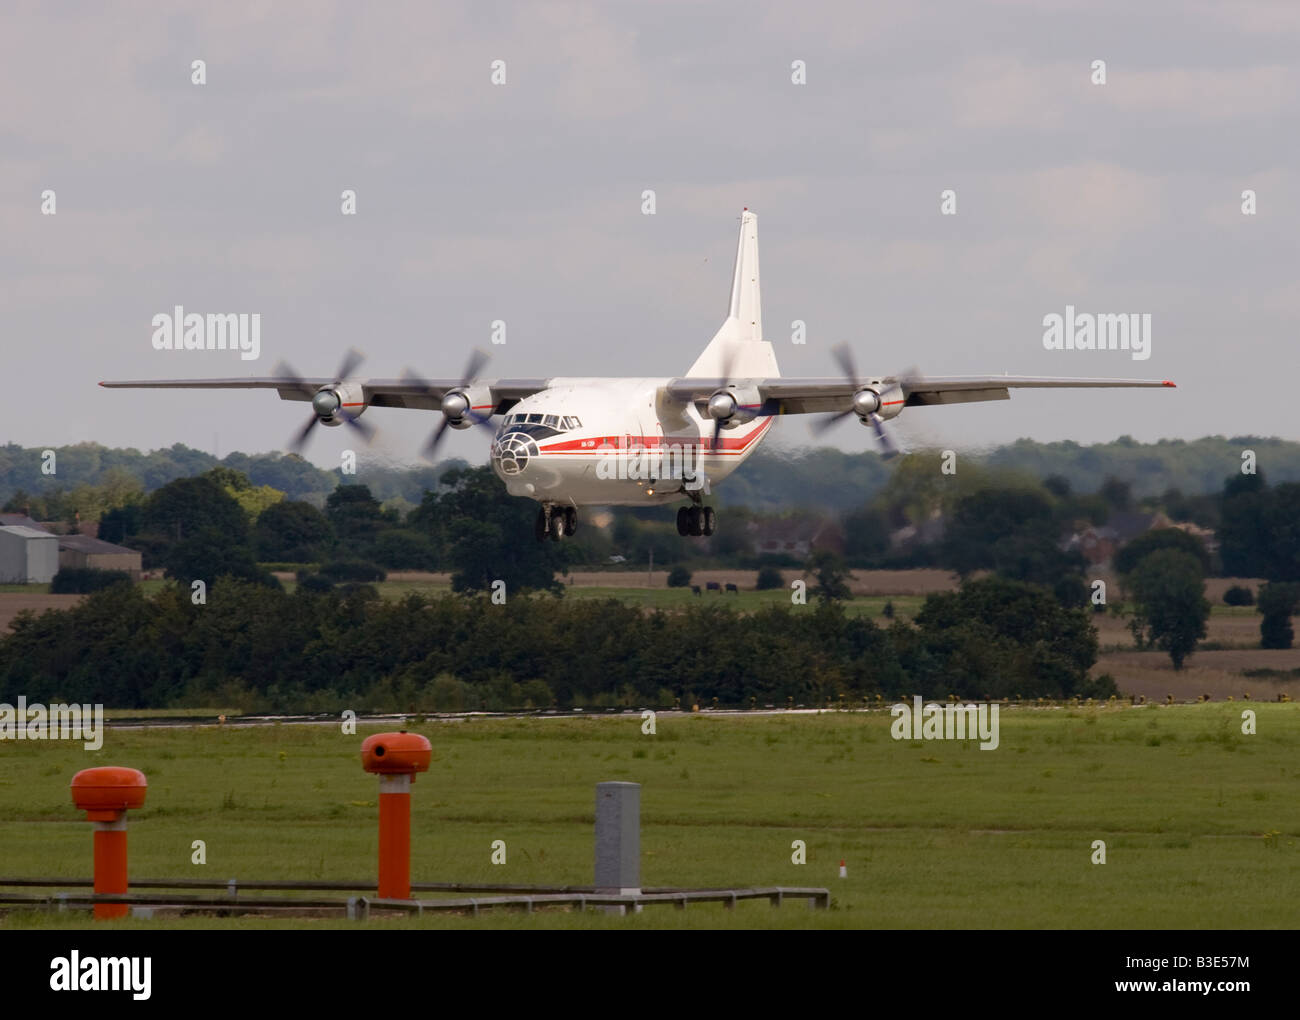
[460,348,489,386]
[870,413,903,459]
[341,411,375,442]
[709,417,724,452]
[423,416,452,461]
[273,360,315,399]
[829,343,861,389]
[811,409,854,435]
[333,347,365,383]
[289,415,318,453]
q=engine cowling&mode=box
[856,383,904,423]
[313,382,366,427]
[441,384,493,431]
[706,385,763,429]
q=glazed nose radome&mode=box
[492,432,538,478]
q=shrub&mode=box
[296,573,335,594]
[50,568,132,594]
[667,565,692,588]
[755,565,784,590]
[318,560,387,583]
[1223,585,1255,607]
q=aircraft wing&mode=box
[663,375,1176,415]
[98,377,553,413]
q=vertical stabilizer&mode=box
[686,209,780,378]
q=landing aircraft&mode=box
[102,210,1175,541]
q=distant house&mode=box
[1168,520,1219,556]
[0,526,60,583]
[57,535,143,579]
[0,514,49,533]
[750,516,844,558]
[1063,510,1174,567]
[888,512,946,553]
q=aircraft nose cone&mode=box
[491,432,538,478]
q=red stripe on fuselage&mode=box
[536,417,773,456]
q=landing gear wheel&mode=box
[676,506,691,537]
[702,506,716,536]
[688,506,703,537]
[534,507,548,542]
[564,506,577,537]
[549,511,564,541]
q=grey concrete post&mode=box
[594,781,640,895]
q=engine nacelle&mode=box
[441,384,494,430]
[705,385,763,429]
[312,382,367,427]
[856,383,904,424]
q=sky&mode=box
[3,0,1297,471]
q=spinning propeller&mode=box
[402,349,497,461]
[276,348,375,453]
[812,343,914,459]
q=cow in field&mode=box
[725,583,739,594]
[706,581,721,593]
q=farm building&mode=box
[57,535,143,578]
[0,525,60,583]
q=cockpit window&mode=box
[500,411,576,438]
[502,423,560,440]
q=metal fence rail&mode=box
[0,877,802,895]
[0,886,830,917]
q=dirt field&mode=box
[1097,647,1300,701]
[0,594,83,631]
[559,568,961,595]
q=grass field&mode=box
[1,708,1297,929]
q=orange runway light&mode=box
[69,767,148,920]
[360,731,431,900]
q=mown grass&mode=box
[1,707,1297,928]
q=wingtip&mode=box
[1162,380,1177,388]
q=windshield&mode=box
[498,412,582,438]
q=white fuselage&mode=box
[490,378,773,506]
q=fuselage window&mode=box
[527,413,543,424]
[543,414,559,429]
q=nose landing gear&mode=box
[536,505,578,542]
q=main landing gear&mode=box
[535,504,577,542]
[676,505,716,537]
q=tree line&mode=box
[0,575,1106,713]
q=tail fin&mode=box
[686,209,780,378]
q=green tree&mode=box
[1113,526,1210,577]
[165,527,280,591]
[1124,549,1210,670]
[1218,471,1269,578]
[912,576,1100,699]
[254,500,334,562]
[326,484,397,554]
[425,467,566,594]
[205,466,284,520]
[807,549,851,603]
[842,506,890,566]
[1256,582,1300,649]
